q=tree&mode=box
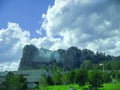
[88,70,104,90]
[103,72,112,83]
[111,71,120,80]
[3,72,27,90]
[37,75,48,90]
[111,61,120,70]
[80,61,93,70]
[46,76,54,85]
[61,70,75,85]
[3,72,14,90]
[52,70,61,85]
[68,70,75,84]
[61,73,69,85]
[75,69,87,86]
[103,61,112,70]
[17,75,27,90]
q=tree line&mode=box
[0,60,120,90]
[36,61,120,90]
[0,72,27,90]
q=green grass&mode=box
[45,83,120,90]
[36,81,120,90]
[47,84,88,90]
[99,83,120,90]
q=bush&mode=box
[88,70,104,90]
[52,70,61,85]
[37,75,48,90]
[2,72,27,90]
[103,72,112,83]
[75,69,87,86]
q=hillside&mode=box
[18,44,120,70]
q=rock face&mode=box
[18,45,38,70]
[19,45,84,70]
[18,45,117,70]
[19,45,67,70]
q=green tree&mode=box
[61,70,75,85]
[88,70,104,90]
[75,69,87,86]
[37,75,48,90]
[61,73,69,85]
[68,70,75,84]
[17,75,27,90]
[103,61,112,70]
[111,61,120,70]
[103,72,112,83]
[46,76,54,85]
[111,71,120,80]
[3,72,27,90]
[116,71,120,80]
[52,70,61,85]
[80,61,93,70]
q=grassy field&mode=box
[47,84,85,90]
[99,83,120,90]
[45,83,120,90]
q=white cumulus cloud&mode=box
[0,60,20,71]
[41,0,120,55]
[0,22,56,71]
[0,22,30,63]
[1,0,120,71]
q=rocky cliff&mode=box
[18,45,118,70]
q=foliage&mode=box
[103,72,112,83]
[80,60,93,70]
[52,70,61,85]
[47,84,83,90]
[75,69,87,86]
[46,76,54,85]
[103,60,120,70]
[111,71,120,80]
[103,61,112,70]
[111,61,120,70]
[88,70,104,90]
[46,83,120,90]
[61,70,76,85]
[115,71,120,80]
[61,73,70,85]
[36,75,48,90]
[68,70,75,84]
[99,83,120,90]
[60,69,88,86]
[2,72,27,90]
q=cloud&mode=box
[0,22,31,71]
[36,30,42,35]
[1,0,120,71]
[41,0,120,55]
[0,22,55,71]
[0,22,30,63]
[0,60,20,71]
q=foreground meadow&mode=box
[46,83,120,90]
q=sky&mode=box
[0,0,120,71]
[0,0,54,38]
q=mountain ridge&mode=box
[18,44,120,70]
